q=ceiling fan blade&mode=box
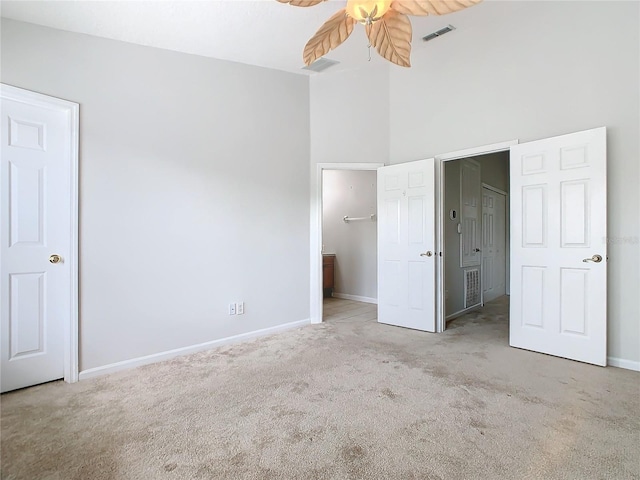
[277,0,326,7]
[366,10,412,67]
[390,0,482,16]
[303,9,357,66]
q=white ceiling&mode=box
[0,0,492,75]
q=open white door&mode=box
[510,127,607,366]
[482,187,507,304]
[378,159,436,332]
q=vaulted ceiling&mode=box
[0,0,493,75]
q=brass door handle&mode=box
[420,251,433,257]
[49,254,62,264]
[582,254,602,263]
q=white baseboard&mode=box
[79,319,310,381]
[607,356,640,372]
[331,292,377,304]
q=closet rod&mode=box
[343,214,376,223]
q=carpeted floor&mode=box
[1,296,639,479]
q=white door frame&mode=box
[1,84,79,383]
[435,140,518,332]
[311,162,384,324]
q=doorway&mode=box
[311,163,383,324]
[321,169,378,322]
[442,151,510,323]
[435,128,608,367]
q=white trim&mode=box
[607,357,640,372]
[436,140,517,332]
[331,292,378,304]
[445,305,482,322]
[311,163,384,325]
[481,183,508,196]
[79,319,310,380]
[0,84,80,384]
[436,139,519,162]
[435,159,445,332]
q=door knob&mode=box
[49,254,62,264]
[420,251,433,257]
[582,254,602,263]
[474,248,481,252]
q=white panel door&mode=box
[510,127,607,366]
[1,88,72,392]
[377,159,436,332]
[460,159,482,267]
[482,188,506,303]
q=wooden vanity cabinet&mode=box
[322,254,335,298]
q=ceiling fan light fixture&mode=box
[345,0,392,24]
[277,0,482,68]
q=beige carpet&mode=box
[2,297,639,479]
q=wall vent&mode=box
[422,25,456,42]
[464,268,481,308]
[302,58,339,73]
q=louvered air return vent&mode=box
[422,25,456,42]
[464,268,481,309]
[303,58,339,73]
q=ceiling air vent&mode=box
[302,58,339,73]
[422,25,456,42]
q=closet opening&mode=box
[441,151,510,330]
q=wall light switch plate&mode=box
[229,303,236,315]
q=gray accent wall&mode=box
[1,19,310,371]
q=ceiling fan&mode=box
[277,0,482,67]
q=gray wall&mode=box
[479,153,509,193]
[313,1,640,365]
[444,161,463,316]
[1,19,311,371]
[310,65,389,167]
[322,170,377,300]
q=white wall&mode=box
[1,19,310,371]
[322,170,377,301]
[313,1,640,365]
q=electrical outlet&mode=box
[237,302,244,315]
[229,303,236,315]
